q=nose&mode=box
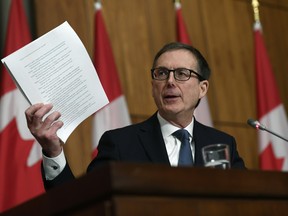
[167,71,175,83]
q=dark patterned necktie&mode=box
[173,129,193,166]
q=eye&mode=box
[157,68,168,76]
[176,69,190,77]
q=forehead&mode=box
[155,49,198,69]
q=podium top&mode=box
[3,162,288,215]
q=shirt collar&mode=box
[157,112,194,138]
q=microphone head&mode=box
[247,118,256,127]
[247,118,265,130]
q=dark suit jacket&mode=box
[43,113,245,189]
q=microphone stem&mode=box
[262,128,288,142]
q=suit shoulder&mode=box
[105,115,159,133]
[195,121,234,140]
[102,114,156,136]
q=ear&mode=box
[199,80,209,99]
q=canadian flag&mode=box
[0,0,44,212]
[92,1,131,157]
[254,21,288,171]
[175,1,213,127]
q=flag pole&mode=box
[252,0,260,22]
[252,0,262,31]
[174,0,181,9]
[94,0,102,11]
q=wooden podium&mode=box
[2,162,288,215]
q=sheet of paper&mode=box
[1,21,109,143]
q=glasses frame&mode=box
[151,67,205,81]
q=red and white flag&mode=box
[92,1,131,157]
[0,0,44,212]
[175,1,213,127]
[254,21,288,171]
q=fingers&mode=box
[42,109,62,129]
[25,103,44,126]
[50,122,64,137]
[25,103,52,129]
[25,103,64,157]
[43,112,64,139]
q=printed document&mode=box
[1,21,109,143]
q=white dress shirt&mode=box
[42,148,66,180]
[157,112,195,166]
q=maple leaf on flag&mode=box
[260,143,285,170]
[0,118,43,210]
[254,21,288,171]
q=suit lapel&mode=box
[137,113,170,164]
[193,120,209,166]
[135,115,213,166]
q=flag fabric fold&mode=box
[175,1,213,127]
[254,21,288,171]
[92,2,131,157]
[0,0,44,212]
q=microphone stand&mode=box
[260,127,288,142]
[247,118,288,142]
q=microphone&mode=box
[247,118,288,142]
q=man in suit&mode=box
[25,42,246,190]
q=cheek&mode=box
[152,85,159,101]
[152,88,156,99]
[152,84,164,106]
[152,83,162,96]
[183,84,201,101]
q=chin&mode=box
[161,107,182,115]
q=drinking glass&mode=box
[202,144,231,169]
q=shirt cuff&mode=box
[42,149,66,180]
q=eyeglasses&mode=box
[151,67,205,81]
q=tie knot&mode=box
[173,129,190,142]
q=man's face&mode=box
[152,49,208,121]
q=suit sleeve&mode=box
[87,131,120,172]
[42,162,75,190]
[229,137,246,169]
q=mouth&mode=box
[164,94,178,98]
[163,94,180,102]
